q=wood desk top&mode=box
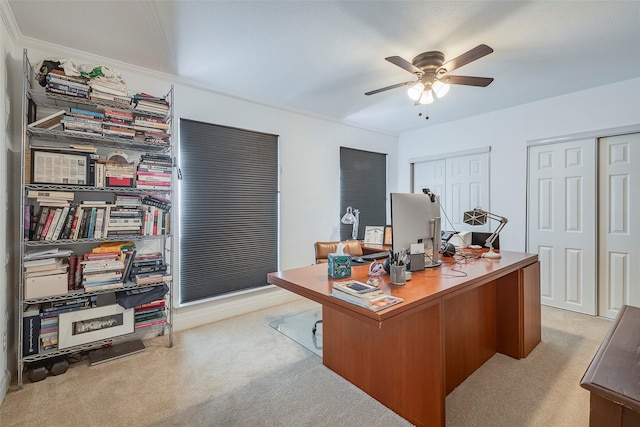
[268,250,538,326]
[581,304,640,412]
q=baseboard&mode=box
[174,287,302,332]
[0,369,8,404]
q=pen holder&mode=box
[390,264,407,286]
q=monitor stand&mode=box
[424,217,442,268]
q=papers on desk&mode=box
[332,280,403,312]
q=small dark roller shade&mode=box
[340,147,387,241]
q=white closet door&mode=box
[413,153,489,233]
[445,154,489,232]
[598,133,640,318]
[413,159,446,197]
[528,139,597,315]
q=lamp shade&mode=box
[418,90,434,105]
[407,82,425,101]
[463,209,487,226]
[432,80,450,98]
[341,207,356,224]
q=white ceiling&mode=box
[5,1,640,135]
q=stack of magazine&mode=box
[331,280,403,312]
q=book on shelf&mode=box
[83,251,122,260]
[82,270,123,284]
[331,289,403,312]
[134,305,165,316]
[69,206,83,239]
[68,107,104,120]
[129,264,167,276]
[24,264,68,278]
[22,304,41,357]
[24,255,63,269]
[121,250,137,283]
[83,281,125,292]
[135,274,172,286]
[26,190,75,200]
[50,206,70,240]
[135,182,171,190]
[59,206,77,240]
[135,317,167,329]
[39,209,57,241]
[24,247,73,261]
[86,207,98,239]
[32,206,50,240]
[135,299,165,311]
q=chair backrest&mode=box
[314,241,363,264]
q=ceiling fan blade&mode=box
[385,56,422,75]
[365,81,415,96]
[439,44,493,73]
[440,75,494,87]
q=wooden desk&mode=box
[267,251,541,426]
[581,305,640,427]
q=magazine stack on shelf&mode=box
[45,69,89,99]
[136,153,172,190]
[134,299,167,329]
[80,251,127,292]
[132,92,169,115]
[88,76,131,106]
[103,109,135,139]
[62,108,104,136]
[128,252,171,285]
[331,280,403,312]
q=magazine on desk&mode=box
[331,281,403,312]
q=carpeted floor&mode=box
[0,299,612,426]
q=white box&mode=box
[58,304,134,349]
[450,231,471,248]
[24,272,67,299]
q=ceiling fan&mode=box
[365,44,494,105]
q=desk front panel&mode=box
[323,298,444,427]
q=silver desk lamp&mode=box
[463,208,508,259]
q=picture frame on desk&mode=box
[58,305,134,349]
[31,149,90,185]
[364,225,384,245]
[383,225,392,247]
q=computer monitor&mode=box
[390,192,442,268]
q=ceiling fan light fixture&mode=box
[418,90,434,105]
[407,82,425,101]
[432,80,450,98]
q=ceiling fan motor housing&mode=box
[412,51,445,72]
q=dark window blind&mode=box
[179,119,279,304]
[340,147,387,240]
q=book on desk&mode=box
[331,280,403,312]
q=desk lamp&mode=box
[341,206,360,240]
[463,208,508,259]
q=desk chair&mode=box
[312,241,364,334]
[314,240,363,263]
